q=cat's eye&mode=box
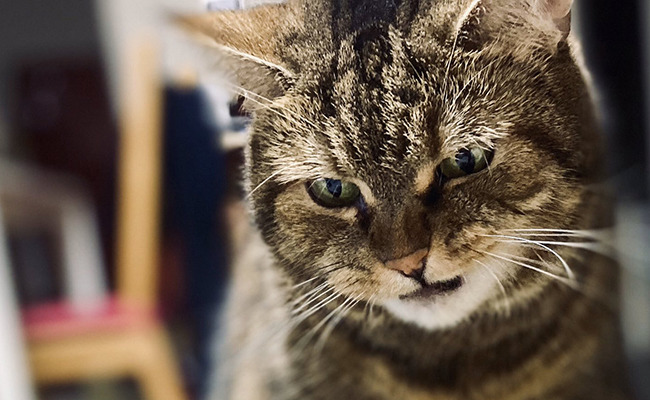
[308,178,361,208]
[439,147,493,179]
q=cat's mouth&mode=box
[399,276,464,300]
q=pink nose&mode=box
[385,248,428,280]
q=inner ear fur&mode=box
[544,0,572,36]
[456,0,574,53]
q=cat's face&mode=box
[186,0,598,329]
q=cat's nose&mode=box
[385,248,428,281]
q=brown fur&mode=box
[183,1,633,399]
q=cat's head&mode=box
[183,0,602,329]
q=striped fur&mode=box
[186,1,633,399]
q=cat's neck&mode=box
[284,260,625,399]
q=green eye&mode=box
[308,178,361,208]
[439,147,493,179]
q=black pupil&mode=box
[326,179,343,198]
[455,149,475,174]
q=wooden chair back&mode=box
[115,40,164,310]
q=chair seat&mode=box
[22,296,157,341]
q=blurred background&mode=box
[0,0,647,400]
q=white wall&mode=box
[95,0,206,111]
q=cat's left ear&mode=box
[539,0,573,36]
[176,4,296,99]
[459,0,574,52]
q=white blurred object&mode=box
[205,0,239,9]
[0,209,36,400]
[0,159,107,311]
[240,0,287,7]
[204,0,287,8]
[617,202,650,355]
[95,0,204,113]
[59,198,108,311]
[221,129,249,150]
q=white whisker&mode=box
[293,276,326,290]
[217,44,295,78]
[246,166,291,199]
[445,0,481,78]
[498,239,609,254]
[222,81,320,131]
[292,289,338,317]
[291,282,330,306]
[475,259,511,316]
[293,297,352,353]
[499,233,592,238]
[313,295,362,355]
[363,294,376,317]
[291,263,345,289]
[502,228,602,238]
[479,250,578,289]
[369,297,377,318]
[482,234,575,280]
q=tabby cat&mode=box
[182,0,632,399]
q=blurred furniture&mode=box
[0,209,35,400]
[0,160,107,309]
[15,41,187,400]
[15,57,118,273]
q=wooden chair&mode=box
[21,41,188,400]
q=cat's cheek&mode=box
[270,184,357,255]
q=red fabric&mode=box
[22,296,158,341]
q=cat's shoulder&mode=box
[208,205,291,400]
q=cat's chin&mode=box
[398,276,464,300]
[382,267,499,331]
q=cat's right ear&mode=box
[175,4,296,99]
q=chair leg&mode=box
[135,327,188,400]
